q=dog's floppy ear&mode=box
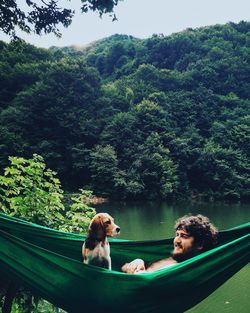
[89,215,105,239]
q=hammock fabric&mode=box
[0,213,249,313]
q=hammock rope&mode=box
[0,213,249,313]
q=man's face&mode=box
[173,228,198,260]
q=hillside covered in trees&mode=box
[0,21,249,200]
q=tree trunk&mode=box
[2,282,18,313]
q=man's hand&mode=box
[121,258,146,273]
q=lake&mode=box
[96,200,250,313]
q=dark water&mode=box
[96,200,250,313]
[96,200,250,240]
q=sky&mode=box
[1,0,250,48]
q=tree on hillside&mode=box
[193,140,250,199]
[89,144,119,194]
[0,0,122,38]
[0,21,250,199]
[0,59,102,187]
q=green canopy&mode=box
[0,213,249,313]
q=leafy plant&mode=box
[0,154,96,231]
[62,189,96,233]
[0,154,96,313]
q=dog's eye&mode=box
[104,220,111,225]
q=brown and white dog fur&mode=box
[82,213,120,270]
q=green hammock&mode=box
[0,213,249,313]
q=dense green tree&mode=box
[129,133,178,199]
[0,59,102,186]
[0,21,250,199]
[211,114,250,157]
[169,125,203,195]
[193,140,250,199]
[103,133,178,200]
[89,144,119,194]
[101,111,137,167]
[102,79,134,112]
[0,40,52,109]
[99,101,177,199]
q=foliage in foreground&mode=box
[0,154,96,313]
[0,154,95,232]
[0,0,122,38]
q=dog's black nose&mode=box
[116,227,120,233]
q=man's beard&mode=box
[172,248,201,262]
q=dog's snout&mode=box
[116,227,121,233]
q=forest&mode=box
[0,21,249,200]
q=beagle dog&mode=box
[82,213,120,269]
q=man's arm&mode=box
[121,259,146,273]
[121,257,177,273]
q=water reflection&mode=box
[96,200,250,240]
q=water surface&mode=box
[96,200,250,239]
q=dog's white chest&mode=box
[91,241,110,259]
[83,240,111,269]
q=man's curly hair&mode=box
[174,214,218,252]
